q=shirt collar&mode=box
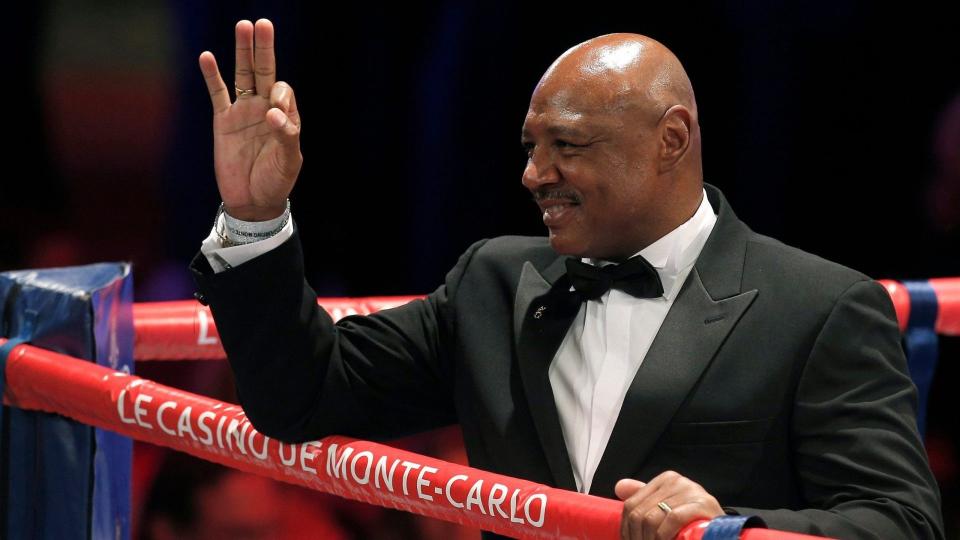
[584,188,717,301]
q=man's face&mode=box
[521,75,661,261]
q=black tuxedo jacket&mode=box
[191,185,942,539]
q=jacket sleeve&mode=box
[727,279,944,539]
[190,222,487,443]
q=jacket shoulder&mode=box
[471,235,556,267]
[448,236,556,295]
[743,231,875,303]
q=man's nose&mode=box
[521,149,560,191]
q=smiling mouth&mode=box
[540,200,580,226]
[532,188,582,227]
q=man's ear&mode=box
[658,105,692,173]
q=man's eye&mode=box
[556,140,585,150]
[522,143,535,157]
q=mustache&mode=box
[531,188,582,205]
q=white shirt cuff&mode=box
[200,212,295,273]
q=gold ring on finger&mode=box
[235,85,258,98]
[657,501,672,514]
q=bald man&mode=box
[192,21,943,539]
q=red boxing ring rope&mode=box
[133,296,423,360]
[134,278,960,362]
[879,277,960,334]
[1,339,828,539]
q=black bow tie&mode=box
[565,256,664,300]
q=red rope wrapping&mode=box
[133,278,960,362]
[133,296,423,360]
[1,339,831,539]
[3,339,618,539]
[879,277,960,335]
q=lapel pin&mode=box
[704,314,725,325]
[534,306,547,319]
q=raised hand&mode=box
[198,19,302,221]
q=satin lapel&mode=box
[588,267,758,498]
[514,258,580,491]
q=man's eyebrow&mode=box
[550,126,591,139]
[520,125,591,141]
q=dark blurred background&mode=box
[5,1,959,538]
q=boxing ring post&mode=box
[0,263,133,540]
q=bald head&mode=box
[537,33,697,128]
[521,34,705,260]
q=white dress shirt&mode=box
[549,190,717,493]
[200,191,717,495]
